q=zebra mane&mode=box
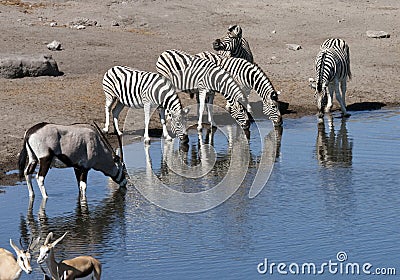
[317,51,327,92]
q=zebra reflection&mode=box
[316,116,353,167]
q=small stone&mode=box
[271,30,276,34]
[47,40,62,51]
[75,25,86,30]
[286,44,302,51]
[111,20,119,26]
[50,22,57,27]
[366,30,390,38]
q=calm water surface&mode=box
[0,108,399,279]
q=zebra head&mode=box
[309,78,328,118]
[213,25,242,54]
[263,91,282,126]
[169,108,189,144]
[227,102,250,130]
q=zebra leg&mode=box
[335,81,350,117]
[340,80,351,117]
[36,156,53,198]
[326,85,334,113]
[159,108,172,141]
[103,97,116,133]
[143,103,151,144]
[112,101,125,135]
[243,88,252,113]
[206,93,216,128]
[197,90,207,131]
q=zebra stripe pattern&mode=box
[212,25,254,63]
[102,66,188,143]
[314,38,351,121]
[196,51,282,126]
[156,49,250,130]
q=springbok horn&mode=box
[44,232,53,246]
[92,122,117,157]
[52,232,68,247]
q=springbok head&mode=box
[37,232,68,264]
[10,236,40,274]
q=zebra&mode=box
[196,51,282,126]
[212,25,254,63]
[102,66,189,144]
[309,38,351,122]
[156,49,250,131]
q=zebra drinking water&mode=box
[156,49,250,131]
[102,66,189,144]
[212,25,254,63]
[196,51,282,126]
[309,38,351,122]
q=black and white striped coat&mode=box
[311,38,351,121]
[102,66,188,143]
[196,51,282,126]
[156,49,250,130]
[212,25,254,63]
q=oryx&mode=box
[18,122,128,198]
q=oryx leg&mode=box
[103,96,116,133]
[206,93,216,128]
[339,79,350,117]
[112,101,125,136]
[74,168,89,197]
[143,103,151,144]
[37,156,53,198]
[24,153,38,197]
[159,108,172,140]
[197,90,207,131]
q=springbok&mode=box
[0,237,40,280]
[37,232,101,280]
[18,122,128,198]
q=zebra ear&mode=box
[309,78,317,89]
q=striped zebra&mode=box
[156,49,250,131]
[310,38,351,122]
[212,25,254,63]
[102,66,188,144]
[196,51,282,126]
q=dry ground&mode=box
[0,0,399,185]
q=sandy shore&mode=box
[0,0,399,185]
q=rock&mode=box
[111,20,119,26]
[50,22,57,27]
[366,30,390,38]
[0,54,62,78]
[286,44,302,51]
[47,40,62,51]
[69,17,98,28]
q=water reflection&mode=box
[316,115,353,167]
[315,115,355,223]
[19,187,127,257]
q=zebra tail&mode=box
[18,138,28,179]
